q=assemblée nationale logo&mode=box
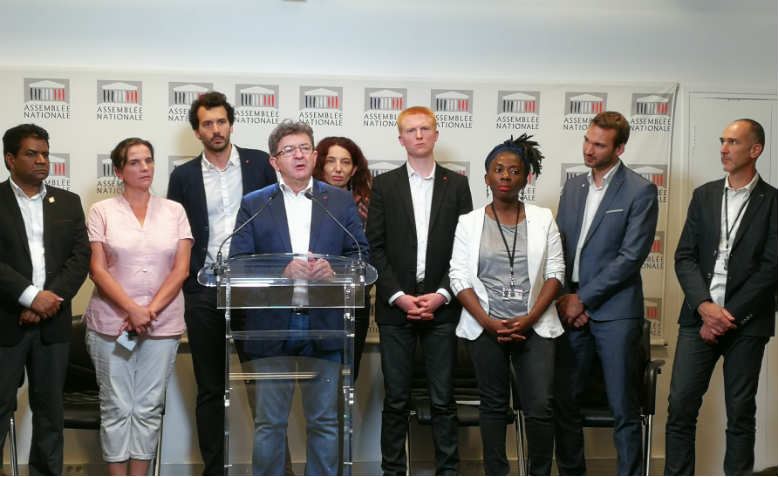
[632,164,668,203]
[44,153,71,190]
[643,231,665,270]
[629,93,673,133]
[168,82,213,121]
[368,160,404,178]
[644,297,663,337]
[496,90,540,131]
[298,86,343,127]
[96,80,143,121]
[562,92,607,131]
[96,154,122,195]
[24,78,71,120]
[431,89,473,129]
[235,84,280,126]
[559,163,589,185]
[363,88,406,128]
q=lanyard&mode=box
[490,202,520,287]
[723,187,751,248]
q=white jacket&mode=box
[449,204,565,340]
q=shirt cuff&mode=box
[388,291,405,306]
[544,272,565,288]
[19,285,41,309]
[436,288,452,305]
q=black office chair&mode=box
[406,338,526,475]
[577,319,664,475]
[7,317,165,476]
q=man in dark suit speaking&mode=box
[167,91,276,474]
[366,106,472,475]
[229,120,367,475]
[0,124,90,475]
[553,111,659,475]
[665,119,777,475]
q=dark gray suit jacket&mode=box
[674,176,777,337]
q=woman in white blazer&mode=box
[449,135,565,475]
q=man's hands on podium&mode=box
[283,252,335,281]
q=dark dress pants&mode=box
[379,321,459,475]
[184,286,228,475]
[665,326,768,476]
[467,329,556,476]
[554,318,643,476]
[0,327,69,475]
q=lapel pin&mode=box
[48,196,55,204]
[443,175,448,182]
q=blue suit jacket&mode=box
[167,146,277,292]
[556,163,659,321]
[229,179,369,355]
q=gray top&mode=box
[478,214,530,319]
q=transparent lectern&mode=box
[198,253,376,475]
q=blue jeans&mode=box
[247,349,341,476]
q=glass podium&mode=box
[199,253,376,475]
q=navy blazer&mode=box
[556,163,659,321]
[229,180,369,356]
[167,146,276,292]
[0,181,90,345]
[674,177,777,337]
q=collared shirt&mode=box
[202,145,243,265]
[709,173,759,306]
[572,160,622,283]
[11,178,47,308]
[84,195,193,336]
[279,177,314,254]
[279,177,314,307]
[388,162,451,305]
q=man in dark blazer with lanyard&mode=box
[665,119,777,475]
[367,106,472,475]
[0,124,90,474]
[167,91,276,475]
[554,111,658,475]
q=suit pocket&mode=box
[605,208,624,214]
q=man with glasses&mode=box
[367,106,472,475]
[229,119,368,476]
[167,91,276,475]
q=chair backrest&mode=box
[63,316,99,395]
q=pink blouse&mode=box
[84,195,193,337]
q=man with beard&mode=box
[553,111,658,475]
[167,91,276,475]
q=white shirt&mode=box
[202,145,243,265]
[709,173,759,306]
[572,160,622,283]
[279,177,314,306]
[11,178,47,307]
[388,162,451,305]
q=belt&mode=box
[569,282,580,292]
[414,281,425,294]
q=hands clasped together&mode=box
[283,253,335,281]
[18,290,64,325]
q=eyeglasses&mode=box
[275,144,313,158]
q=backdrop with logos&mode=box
[0,68,677,342]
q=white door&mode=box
[686,92,777,473]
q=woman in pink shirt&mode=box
[84,137,193,476]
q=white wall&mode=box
[2,0,776,474]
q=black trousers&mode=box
[466,329,556,476]
[184,286,228,475]
[0,327,69,475]
[665,326,768,476]
[378,321,459,475]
